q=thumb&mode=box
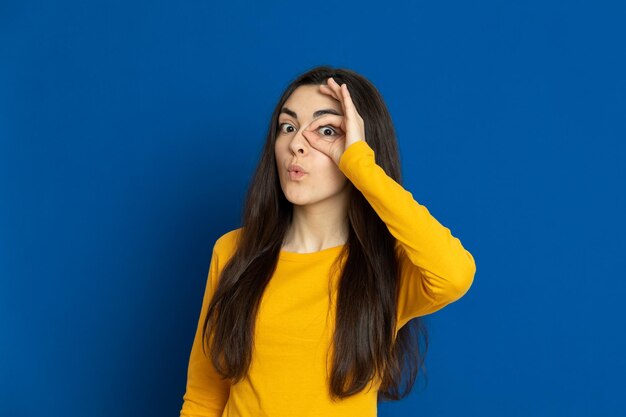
[302,130,343,164]
[302,130,329,155]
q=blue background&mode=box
[1,1,624,416]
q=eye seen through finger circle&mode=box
[318,125,339,136]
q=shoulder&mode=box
[213,227,243,262]
[206,227,243,288]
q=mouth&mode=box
[288,164,307,176]
[288,170,307,180]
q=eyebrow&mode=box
[280,107,343,119]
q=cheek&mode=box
[275,137,289,157]
[318,162,348,189]
[274,141,284,165]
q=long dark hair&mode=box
[202,65,428,402]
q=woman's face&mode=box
[275,84,350,208]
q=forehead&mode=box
[281,85,341,117]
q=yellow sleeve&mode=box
[337,140,476,327]
[180,245,230,417]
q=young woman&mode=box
[180,66,476,416]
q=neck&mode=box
[282,196,349,253]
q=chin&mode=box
[281,190,312,206]
[284,196,309,206]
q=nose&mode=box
[288,127,309,155]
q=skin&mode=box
[275,77,366,253]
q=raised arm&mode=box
[337,140,476,327]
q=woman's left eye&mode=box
[318,125,339,136]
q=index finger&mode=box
[339,83,359,120]
[327,78,358,121]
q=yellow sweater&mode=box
[180,140,476,417]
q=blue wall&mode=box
[1,1,624,416]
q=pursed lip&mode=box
[288,164,307,174]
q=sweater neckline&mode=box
[279,244,346,262]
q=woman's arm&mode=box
[338,140,476,327]
[180,246,230,417]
